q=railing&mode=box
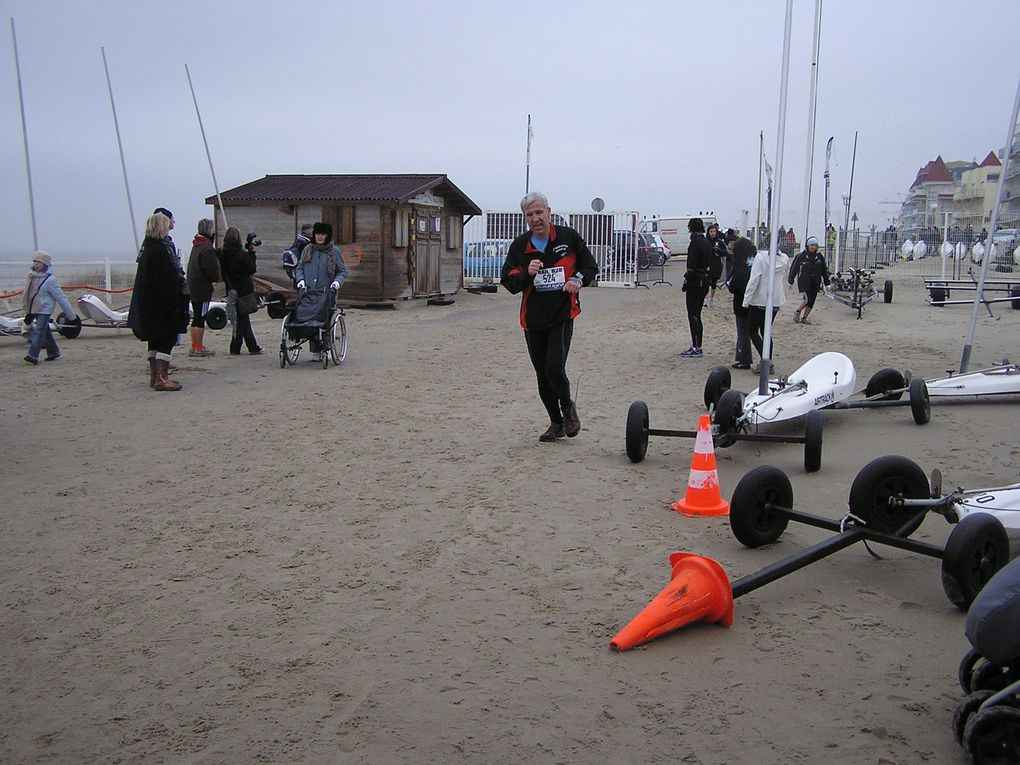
[0,260,136,313]
[463,210,641,287]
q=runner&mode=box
[500,192,598,442]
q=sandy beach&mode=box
[2,260,1018,763]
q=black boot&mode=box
[539,422,566,442]
[561,400,581,437]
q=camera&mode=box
[245,232,262,248]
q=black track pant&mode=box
[525,320,573,424]
[685,285,708,348]
[747,306,779,358]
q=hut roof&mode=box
[206,174,482,216]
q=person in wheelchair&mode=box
[282,223,313,285]
[293,222,347,358]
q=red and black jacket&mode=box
[500,225,599,331]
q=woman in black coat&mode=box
[219,226,263,355]
[681,217,713,357]
[705,222,727,307]
[127,212,188,391]
[727,237,756,369]
[788,236,830,324]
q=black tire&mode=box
[638,253,651,270]
[714,389,744,449]
[865,368,906,400]
[954,690,997,744]
[205,306,227,331]
[704,366,732,410]
[962,705,1020,761]
[960,647,985,693]
[909,377,931,425]
[930,286,948,303]
[968,657,1020,694]
[942,513,1010,610]
[847,455,929,536]
[625,401,649,463]
[1011,286,1020,310]
[729,465,792,548]
[803,410,823,473]
[265,291,289,320]
[883,280,893,303]
[55,312,82,339]
[330,313,347,364]
[655,252,667,267]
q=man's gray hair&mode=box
[520,191,549,211]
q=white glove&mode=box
[330,281,340,291]
[296,280,306,289]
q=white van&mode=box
[641,213,717,257]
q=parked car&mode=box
[612,230,666,271]
[647,233,672,262]
[463,239,512,281]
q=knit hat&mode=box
[688,217,705,233]
[312,222,333,240]
[806,236,819,247]
[153,207,174,220]
[32,250,52,267]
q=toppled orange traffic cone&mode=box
[610,553,734,651]
[673,414,730,516]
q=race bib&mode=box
[534,266,566,292]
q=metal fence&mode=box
[821,217,1020,280]
[463,210,641,287]
[0,260,136,314]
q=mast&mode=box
[10,18,38,250]
[185,64,229,229]
[801,0,823,239]
[759,0,795,395]
[101,47,139,253]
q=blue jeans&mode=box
[27,313,59,360]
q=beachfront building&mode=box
[1001,120,1020,226]
[953,152,1002,232]
[205,174,481,303]
[898,155,962,242]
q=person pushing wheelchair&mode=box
[294,222,347,359]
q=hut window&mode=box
[339,206,355,244]
[446,216,462,251]
[393,209,408,247]
[432,216,441,234]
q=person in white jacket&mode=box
[741,247,789,373]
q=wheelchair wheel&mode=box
[330,312,347,364]
[280,315,300,365]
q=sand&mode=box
[2,260,1018,764]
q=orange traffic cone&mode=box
[610,553,734,651]
[673,414,730,516]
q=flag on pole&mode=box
[764,157,774,191]
[823,136,833,232]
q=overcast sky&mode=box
[0,0,1016,259]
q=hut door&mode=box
[414,206,441,295]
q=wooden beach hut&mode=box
[205,174,482,303]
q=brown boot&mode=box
[148,357,157,388]
[154,359,182,391]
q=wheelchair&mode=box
[270,287,347,369]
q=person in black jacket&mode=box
[727,237,756,369]
[127,212,188,391]
[788,236,830,325]
[500,192,598,442]
[186,218,221,357]
[220,226,263,355]
[705,222,727,307]
[681,217,713,357]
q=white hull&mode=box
[744,352,857,425]
[926,364,1020,398]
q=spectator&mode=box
[186,218,221,357]
[705,222,727,308]
[742,245,790,374]
[788,236,830,325]
[21,251,78,365]
[680,217,713,358]
[220,226,264,355]
[727,237,756,370]
[283,223,313,284]
[128,212,188,391]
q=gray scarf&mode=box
[23,270,50,314]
